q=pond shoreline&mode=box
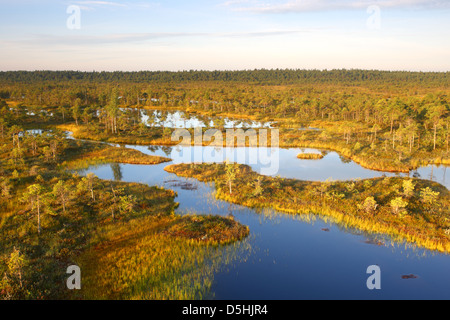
[57,123,449,176]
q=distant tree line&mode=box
[0,69,448,86]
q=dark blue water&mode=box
[81,159,450,300]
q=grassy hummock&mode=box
[63,141,171,169]
[297,153,324,160]
[163,214,249,245]
[75,211,250,300]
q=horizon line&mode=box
[1,68,449,73]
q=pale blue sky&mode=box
[0,0,449,71]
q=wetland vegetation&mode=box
[0,69,449,299]
[0,105,249,299]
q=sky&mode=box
[0,0,449,72]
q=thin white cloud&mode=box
[226,0,450,13]
[72,1,127,7]
[8,30,311,46]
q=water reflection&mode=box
[111,163,122,181]
[123,144,450,189]
[80,162,450,299]
[138,109,274,129]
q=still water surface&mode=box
[65,110,450,299]
[81,143,450,299]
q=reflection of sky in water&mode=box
[139,110,274,129]
[81,161,450,300]
[34,127,450,189]
[125,144,449,189]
